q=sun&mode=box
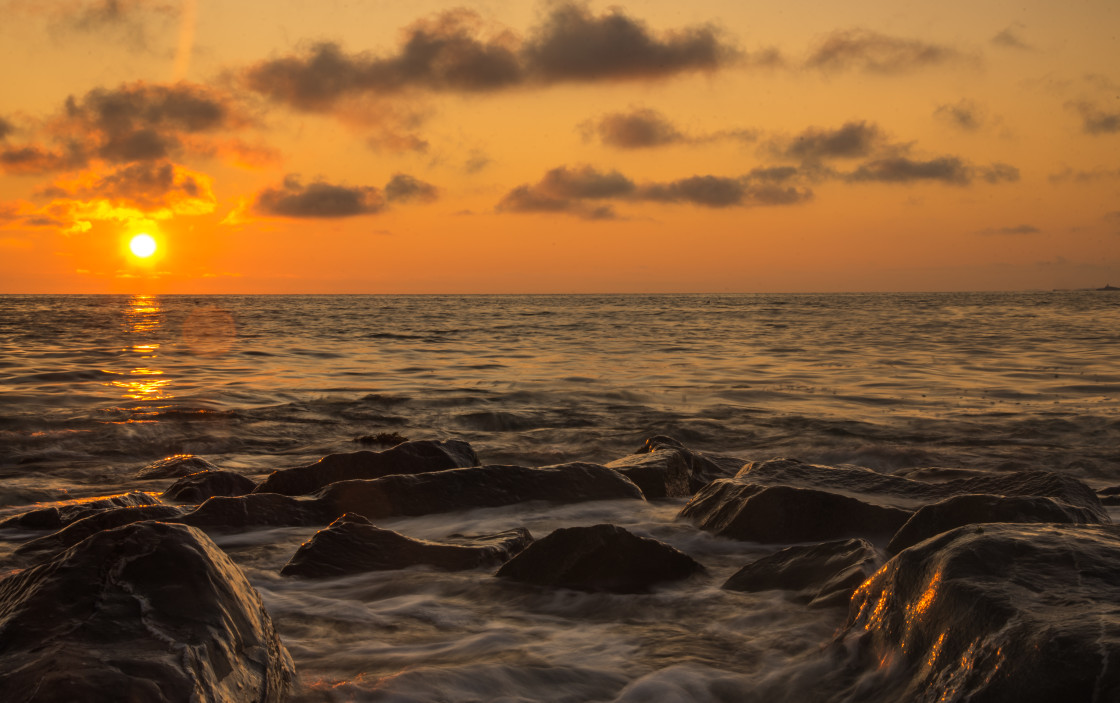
[129,233,157,258]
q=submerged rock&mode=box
[839,523,1120,702]
[723,538,881,608]
[15,504,185,560]
[281,513,532,578]
[496,523,704,593]
[161,470,256,503]
[316,463,644,520]
[255,439,480,496]
[135,454,218,479]
[0,521,295,702]
[179,492,331,529]
[887,493,1103,554]
[0,491,160,530]
[606,449,692,499]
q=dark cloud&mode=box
[245,3,739,112]
[1068,101,1120,135]
[846,156,974,185]
[744,165,802,183]
[0,117,13,140]
[522,3,736,82]
[255,176,386,218]
[777,121,884,160]
[1049,166,1120,183]
[464,151,491,173]
[934,99,983,130]
[977,224,1040,235]
[384,173,438,203]
[991,25,1034,51]
[806,29,971,73]
[1105,211,1120,222]
[0,145,84,175]
[978,163,1019,183]
[585,108,684,149]
[39,160,214,212]
[496,164,811,217]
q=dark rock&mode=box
[179,492,332,529]
[16,505,185,560]
[316,462,644,520]
[887,493,1103,554]
[135,454,218,479]
[681,481,911,544]
[681,458,1108,544]
[839,523,1120,702]
[353,431,409,446]
[891,466,992,482]
[606,449,692,498]
[0,521,294,702]
[160,470,256,503]
[281,513,532,578]
[636,436,744,492]
[255,439,480,496]
[723,538,881,608]
[0,491,160,530]
[496,523,704,593]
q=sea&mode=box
[1,292,1119,701]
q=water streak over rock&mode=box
[161,469,256,503]
[723,538,881,608]
[0,491,160,530]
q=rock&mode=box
[496,523,704,593]
[887,493,1104,554]
[723,538,881,608]
[0,521,294,702]
[839,523,1120,702]
[606,449,692,499]
[254,439,480,496]
[160,470,256,503]
[681,458,1108,544]
[178,492,332,529]
[316,463,644,520]
[681,481,911,544]
[135,454,218,479]
[15,505,185,560]
[636,436,744,492]
[281,513,533,578]
[0,491,160,530]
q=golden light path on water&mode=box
[106,295,173,419]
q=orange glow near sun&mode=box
[129,234,157,259]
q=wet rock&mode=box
[496,523,704,593]
[0,491,160,530]
[682,458,1108,544]
[255,439,480,496]
[179,492,331,529]
[281,513,533,578]
[15,504,185,560]
[636,436,744,492]
[606,449,692,498]
[839,523,1120,702]
[681,481,911,544]
[160,470,256,503]
[316,462,644,520]
[887,493,1103,554]
[135,454,218,479]
[723,538,881,608]
[0,521,294,702]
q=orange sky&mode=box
[0,0,1117,293]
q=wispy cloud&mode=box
[805,29,975,73]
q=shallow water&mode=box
[1,292,1119,700]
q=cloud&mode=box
[1105,211,1120,222]
[244,3,739,113]
[496,164,812,218]
[847,156,975,185]
[581,107,758,149]
[978,163,1019,183]
[384,173,438,203]
[40,160,215,213]
[991,24,1034,51]
[0,145,85,175]
[806,29,972,73]
[522,3,736,82]
[253,173,438,218]
[0,117,13,140]
[1067,101,1120,135]
[773,121,884,160]
[934,99,984,130]
[977,224,1041,235]
[1049,166,1120,183]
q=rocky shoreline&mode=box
[2,436,1119,701]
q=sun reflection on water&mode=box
[106,294,174,419]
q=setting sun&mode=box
[129,234,157,259]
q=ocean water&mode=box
[2,292,1119,701]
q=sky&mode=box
[0,0,1117,293]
